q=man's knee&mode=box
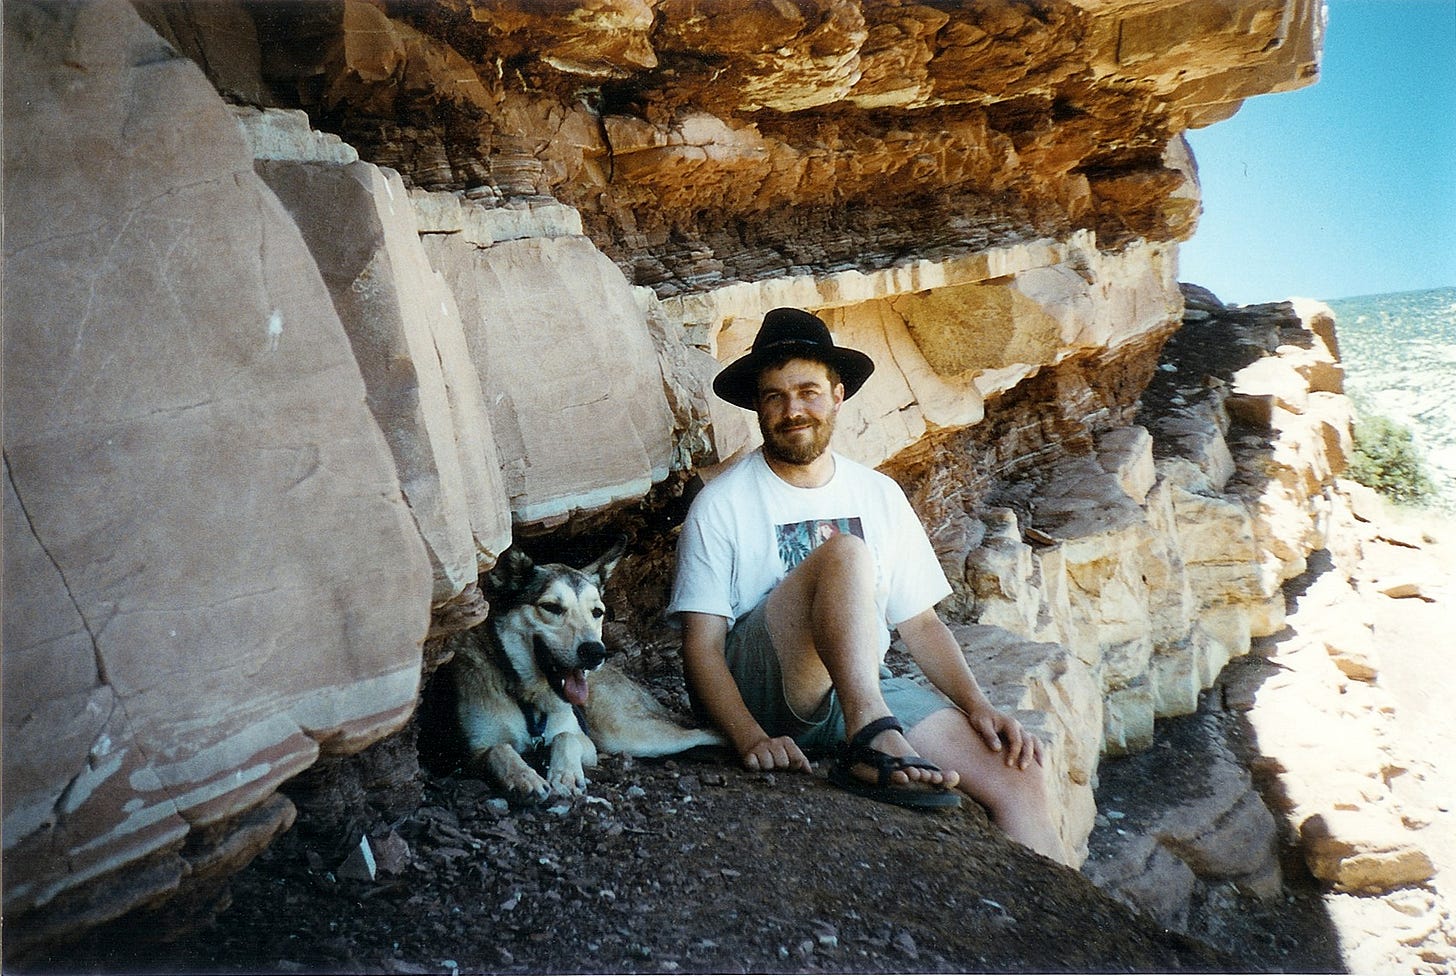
[802,531,874,577]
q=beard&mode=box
[760,411,835,466]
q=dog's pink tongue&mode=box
[562,669,589,706]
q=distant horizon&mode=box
[1179,1,1456,306]
[1299,282,1455,306]
[1204,282,1456,309]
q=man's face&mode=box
[755,358,844,466]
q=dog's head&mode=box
[484,542,625,707]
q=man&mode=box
[669,307,1066,862]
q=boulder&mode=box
[257,159,512,598]
[2,0,431,955]
[1084,719,1283,934]
[1301,811,1436,894]
[949,623,1104,863]
[423,233,676,527]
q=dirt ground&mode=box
[48,752,1244,976]
[20,499,1452,975]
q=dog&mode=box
[446,542,724,802]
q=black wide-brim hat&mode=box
[712,308,875,410]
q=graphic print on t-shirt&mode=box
[775,516,864,570]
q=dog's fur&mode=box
[449,543,723,802]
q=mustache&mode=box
[773,417,820,434]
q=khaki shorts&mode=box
[710,600,954,757]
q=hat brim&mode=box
[712,341,875,410]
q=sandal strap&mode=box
[839,716,949,788]
[844,715,904,753]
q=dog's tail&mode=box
[584,664,727,758]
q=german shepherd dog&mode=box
[447,543,723,802]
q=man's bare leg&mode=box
[763,533,957,789]
[905,708,1068,862]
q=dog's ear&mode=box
[582,538,627,587]
[485,547,536,597]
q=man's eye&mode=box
[538,601,565,615]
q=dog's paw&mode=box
[547,766,589,796]
[503,768,552,804]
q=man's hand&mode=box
[965,703,1043,770]
[739,734,813,773]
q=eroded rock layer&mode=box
[5,0,1328,960]
[138,0,1320,291]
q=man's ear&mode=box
[832,381,846,409]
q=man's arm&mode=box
[895,607,1042,769]
[679,611,811,773]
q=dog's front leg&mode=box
[546,730,599,796]
[483,743,551,804]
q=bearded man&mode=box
[668,307,1066,861]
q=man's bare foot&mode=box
[829,716,963,810]
[856,725,960,792]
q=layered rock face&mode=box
[5,0,1326,959]
[3,1,432,953]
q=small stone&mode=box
[1301,811,1436,892]
[371,830,411,876]
[337,835,377,882]
[1378,580,1426,600]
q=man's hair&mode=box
[752,349,842,399]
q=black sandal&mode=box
[826,716,960,810]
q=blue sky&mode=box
[1179,0,1456,304]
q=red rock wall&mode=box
[3,0,1326,958]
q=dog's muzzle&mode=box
[534,636,607,707]
[577,640,606,671]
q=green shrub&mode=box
[1348,413,1437,506]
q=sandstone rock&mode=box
[410,188,586,245]
[258,159,512,599]
[1377,579,1429,600]
[950,623,1103,862]
[1096,426,1157,505]
[233,105,359,164]
[423,233,675,526]
[3,0,431,956]
[1301,810,1436,893]
[133,0,274,106]
[1083,836,1197,932]
[1321,629,1380,683]
[1158,765,1280,883]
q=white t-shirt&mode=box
[667,448,951,655]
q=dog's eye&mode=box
[538,601,565,616]
[591,607,605,619]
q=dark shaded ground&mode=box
[43,749,1250,976]
[1086,700,1348,974]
